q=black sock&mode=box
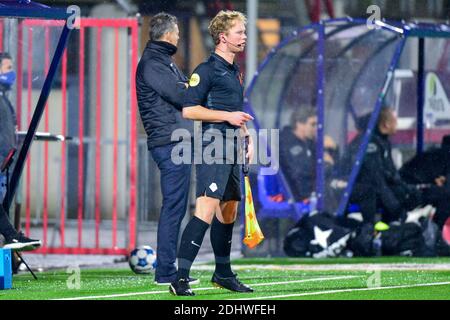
[210,216,234,277]
[176,216,210,280]
[0,205,17,240]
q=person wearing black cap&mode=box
[0,52,41,251]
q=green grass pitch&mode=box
[1,257,450,300]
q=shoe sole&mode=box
[3,241,41,251]
[211,281,254,293]
[156,279,200,286]
[169,284,195,296]
[212,281,225,289]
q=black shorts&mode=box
[195,129,242,202]
[196,162,242,202]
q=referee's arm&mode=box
[182,105,252,127]
[241,124,254,163]
[183,63,253,126]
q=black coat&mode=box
[347,129,419,207]
[400,148,449,185]
[279,127,339,201]
[0,89,17,166]
[136,41,193,149]
[279,127,315,201]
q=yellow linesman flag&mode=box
[243,176,264,249]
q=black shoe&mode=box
[211,273,254,293]
[3,232,41,251]
[169,278,195,296]
[156,277,200,286]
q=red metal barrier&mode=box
[78,23,85,249]
[25,25,33,237]
[60,49,67,248]
[113,27,119,248]
[12,18,139,255]
[95,26,102,250]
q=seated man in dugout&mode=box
[345,107,445,226]
[279,107,343,212]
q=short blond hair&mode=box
[208,10,247,45]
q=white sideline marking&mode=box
[233,281,450,300]
[54,275,360,300]
[193,263,450,271]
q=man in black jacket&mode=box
[348,107,429,224]
[0,52,41,251]
[279,107,340,210]
[0,53,17,201]
[136,13,195,286]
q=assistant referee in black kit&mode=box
[170,10,254,296]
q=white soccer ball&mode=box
[129,245,157,274]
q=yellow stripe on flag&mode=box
[243,176,264,249]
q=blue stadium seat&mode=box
[256,169,309,221]
[346,203,384,217]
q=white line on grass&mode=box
[193,263,450,271]
[233,281,450,300]
[54,275,361,300]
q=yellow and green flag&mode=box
[243,176,264,249]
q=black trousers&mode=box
[0,204,16,239]
[0,173,17,239]
[350,183,417,223]
[351,183,449,227]
[421,186,450,228]
[150,143,192,283]
[349,183,378,223]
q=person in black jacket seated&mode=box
[347,107,436,224]
[0,52,41,251]
[399,135,450,228]
[279,107,340,210]
[136,13,195,286]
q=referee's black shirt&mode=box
[183,52,244,134]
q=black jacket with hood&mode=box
[136,41,193,149]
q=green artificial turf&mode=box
[230,256,450,265]
[1,258,450,300]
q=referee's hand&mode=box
[246,135,255,164]
[227,112,253,127]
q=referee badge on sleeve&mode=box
[189,73,200,87]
